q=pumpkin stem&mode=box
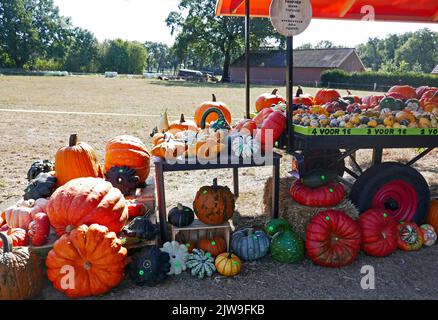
[247,228,253,236]
[271,89,278,95]
[346,90,352,95]
[65,225,74,233]
[179,114,185,123]
[227,252,233,259]
[177,203,184,211]
[0,232,12,253]
[83,261,92,270]
[212,94,217,102]
[69,134,78,147]
[212,178,218,188]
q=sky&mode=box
[53,0,438,48]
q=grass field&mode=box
[0,75,437,300]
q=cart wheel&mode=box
[303,149,345,177]
[349,162,430,225]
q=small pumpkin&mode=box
[122,212,159,240]
[230,134,260,158]
[197,234,227,257]
[104,135,151,184]
[55,134,103,186]
[306,210,361,268]
[186,248,216,279]
[289,180,345,207]
[47,177,129,236]
[255,89,286,112]
[419,224,437,247]
[126,200,146,218]
[193,178,235,225]
[105,165,139,196]
[27,160,55,181]
[0,227,29,247]
[215,252,241,277]
[151,131,174,146]
[397,222,423,251]
[160,241,189,275]
[129,246,171,286]
[231,228,270,261]
[4,200,34,230]
[151,139,186,161]
[195,94,232,127]
[168,203,195,227]
[420,89,438,112]
[28,213,50,246]
[24,172,57,201]
[358,209,398,257]
[265,218,304,263]
[426,199,438,233]
[46,224,127,298]
[0,233,43,300]
[168,114,198,134]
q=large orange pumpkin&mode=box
[426,199,438,232]
[46,177,128,236]
[104,135,151,183]
[420,89,438,112]
[195,94,232,126]
[388,85,416,100]
[55,134,103,186]
[46,224,127,298]
[255,89,286,112]
[314,89,341,105]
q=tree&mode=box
[101,39,147,74]
[64,28,99,72]
[0,0,72,68]
[166,0,281,82]
[144,42,170,72]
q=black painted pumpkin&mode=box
[24,172,57,200]
[129,246,171,286]
[122,212,159,240]
[27,160,55,181]
[168,203,195,227]
[105,165,139,196]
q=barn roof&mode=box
[432,65,438,74]
[231,48,363,69]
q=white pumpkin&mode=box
[160,241,189,275]
[231,135,260,158]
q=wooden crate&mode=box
[127,176,156,213]
[171,219,233,250]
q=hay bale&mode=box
[262,176,359,240]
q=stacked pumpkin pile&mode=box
[291,85,438,129]
[0,133,159,299]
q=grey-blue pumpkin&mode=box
[231,228,270,261]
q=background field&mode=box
[0,75,437,299]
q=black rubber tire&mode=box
[349,162,430,225]
[303,149,345,177]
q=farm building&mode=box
[432,65,438,75]
[229,48,366,85]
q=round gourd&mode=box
[24,172,57,201]
[186,249,216,279]
[0,233,43,300]
[215,252,241,277]
[289,180,345,207]
[160,241,189,275]
[46,224,127,298]
[193,178,235,225]
[55,134,103,186]
[104,135,151,184]
[306,210,361,268]
[129,246,171,286]
[168,203,195,227]
[358,209,398,257]
[265,218,304,263]
[47,177,129,236]
[231,228,270,261]
[197,235,227,257]
[419,224,437,247]
[397,222,423,251]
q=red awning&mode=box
[216,0,438,22]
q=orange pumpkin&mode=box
[195,94,232,126]
[388,85,416,100]
[197,235,227,257]
[426,199,438,232]
[215,252,241,277]
[314,89,341,105]
[168,114,198,134]
[4,201,33,230]
[0,227,29,247]
[104,135,151,183]
[255,89,286,112]
[193,178,235,225]
[46,224,127,298]
[46,177,129,236]
[420,89,438,112]
[151,139,186,160]
[55,134,103,186]
[151,132,174,146]
[293,95,314,107]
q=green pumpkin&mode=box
[185,248,216,279]
[301,169,337,188]
[380,97,404,111]
[265,218,304,263]
[24,172,57,200]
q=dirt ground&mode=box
[0,76,437,300]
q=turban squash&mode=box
[46,224,127,298]
[104,135,151,184]
[55,134,103,186]
[47,177,128,236]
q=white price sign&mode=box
[270,0,312,37]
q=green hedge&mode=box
[320,69,438,91]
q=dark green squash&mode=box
[380,97,404,111]
[24,172,57,200]
[265,218,304,263]
[122,212,159,240]
[231,228,270,261]
[200,107,231,131]
[168,203,194,227]
[301,169,337,188]
[27,160,54,181]
[128,246,171,286]
[105,165,139,196]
